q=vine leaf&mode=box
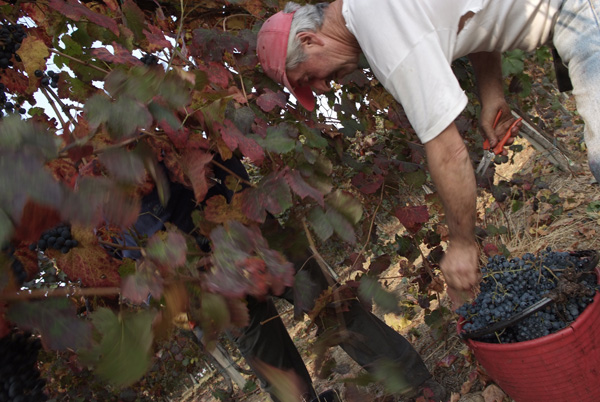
[206,221,294,298]
[98,148,146,184]
[147,101,188,149]
[143,24,172,52]
[49,225,122,287]
[308,191,362,243]
[204,194,251,225]
[121,269,164,304]
[307,207,333,241]
[191,28,249,62]
[15,36,49,88]
[256,88,287,112]
[284,168,324,207]
[256,123,298,154]
[190,291,231,350]
[92,42,142,66]
[80,308,154,388]
[241,173,292,222]
[47,0,120,36]
[13,200,61,244]
[394,205,429,234]
[358,275,401,314]
[144,229,188,272]
[121,0,147,42]
[368,254,391,276]
[351,172,384,194]
[0,66,29,94]
[7,298,92,351]
[183,149,213,203]
[217,119,264,164]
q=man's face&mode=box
[286,35,358,96]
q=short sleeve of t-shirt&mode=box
[342,0,468,143]
[384,33,468,143]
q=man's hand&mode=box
[468,51,522,154]
[440,241,481,309]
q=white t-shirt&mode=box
[342,0,563,143]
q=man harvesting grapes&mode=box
[257,0,600,311]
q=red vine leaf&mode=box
[216,119,264,164]
[368,254,391,276]
[14,242,40,282]
[206,221,294,298]
[47,0,120,36]
[102,188,141,228]
[394,205,429,234]
[256,88,287,112]
[196,62,232,88]
[92,42,143,66]
[143,24,172,52]
[0,66,29,94]
[50,225,121,287]
[351,172,384,195]
[13,200,61,244]
[183,149,213,203]
[283,168,324,207]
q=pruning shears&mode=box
[475,111,523,177]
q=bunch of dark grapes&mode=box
[30,223,78,254]
[0,21,27,118]
[35,70,60,89]
[457,249,598,343]
[1,244,27,286]
[0,330,47,402]
[0,21,26,70]
[140,53,159,66]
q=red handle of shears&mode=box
[482,110,522,154]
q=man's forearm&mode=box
[425,123,476,246]
[468,51,504,105]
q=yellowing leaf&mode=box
[16,36,49,84]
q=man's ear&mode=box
[296,31,325,47]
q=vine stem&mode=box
[350,183,385,275]
[49,49,109,74]
[0,286,120,301]
[98,240,141,251]
[210,159,255,188]
[40,86,69,135]
[44,85,77,126]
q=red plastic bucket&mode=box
[458,268,600,402]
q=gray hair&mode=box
[284,2,329,69]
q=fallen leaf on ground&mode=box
[482,384,506,402]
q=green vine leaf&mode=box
[80,308,155,388]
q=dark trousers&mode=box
[233,247,432,401]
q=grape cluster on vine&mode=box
[457,249,598,343]
[35,70,60,89]
[140,53,159,66]
[30,224,78,254]
[0,330,47,402]
[0,21,25,69]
